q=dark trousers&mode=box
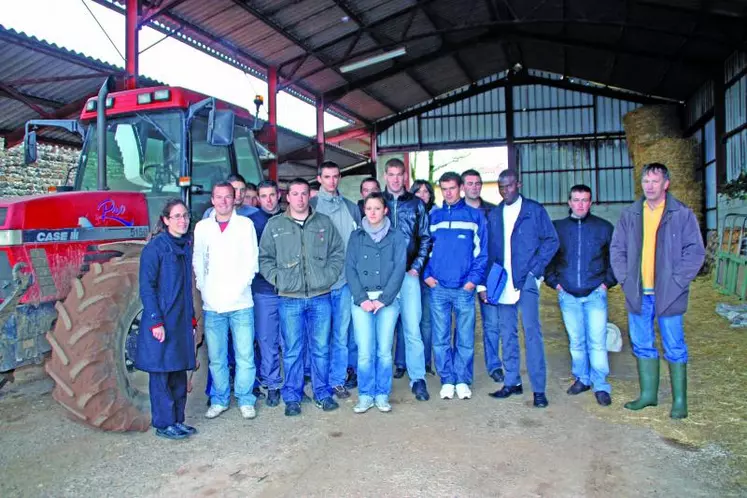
[149,371,187,429]
[254,292,282,389]
[497,277,547,392]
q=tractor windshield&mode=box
[76,111,183,193]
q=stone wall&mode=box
[0,137,79,197]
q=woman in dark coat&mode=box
[138,198,197,440]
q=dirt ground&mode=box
[1,315,741,498]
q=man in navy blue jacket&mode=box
[480,169,559,408]
[424,172,487,401]
[248,180,283,407]
[545,185,616,407]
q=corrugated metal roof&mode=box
[87,0,746,125]
[0,26,367,180]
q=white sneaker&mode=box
[240,405,256,420]
[440,384,455,399]
[204,404,228,419]
[456,383,472,400]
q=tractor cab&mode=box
[0,79,265,383]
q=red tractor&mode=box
[0,77,265,431]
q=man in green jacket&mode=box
[259,178,345,417]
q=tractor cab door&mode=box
[189,118,263,219]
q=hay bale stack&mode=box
[623,106,704,227]
[622,105,681,151]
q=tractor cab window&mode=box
[77,112,182,194]
[189,117,264,218]
[189,117,232,218]
[233,123,263,186]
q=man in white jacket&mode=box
[193,182,260,420]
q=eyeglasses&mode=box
[169,213,191,220]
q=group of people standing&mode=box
[135,158,704,440]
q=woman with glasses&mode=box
[346,192,407,413]
[137,199,197,440]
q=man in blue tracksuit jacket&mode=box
[481,169,559,408]
[424,172,487,401]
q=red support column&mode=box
[369,129,378,176]
[125,0,140,90]
[267,66,278,181]
[316,97,325,167]
[403,152,410,188]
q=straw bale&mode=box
[627,137,704,225]
[623,105,681,150]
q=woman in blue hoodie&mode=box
[345,193,407,413]
[138,198,197,440]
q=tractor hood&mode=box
[0,191,151,235]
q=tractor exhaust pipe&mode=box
[97,76,116,191]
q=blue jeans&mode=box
[558,287,611,393]
[394,280,433,372]
[498,276,547,392]
[430,285,476,385]
[204,307,256,407]
[253,292,282,390]
[398,274,426,383]
[480,301,502,375]
[352,299,401,397]
[329,284,352,387]
[279,294,333,403]
[629,294,688,363]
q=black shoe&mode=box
[425,366,436,376]
[333,385,350,399]
[393,366,406,379]
[490,369,505,383]
[155,425,188,440]
[412,379,430,401]
[174,423,197,436]
[566,379,591,395]
[489,384,523,398]
[266,389,281,407]
[285,401,302,417]
[315,396,339,412]
[301,392,313,403]
[253,386,266,399]
[344,367,358,389]
[595,391,612,406]
[206,398,211,407]
[533,392,549,408]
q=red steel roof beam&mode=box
[125,0,140,90]
[267,66,279,181]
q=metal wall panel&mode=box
[726,129,747,182]
[685,80,714,130]
[725,50,747,84]
[513,85,594,138]
[597,97,640,133]
[725,74,747,133]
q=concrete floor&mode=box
[0,336,735,498]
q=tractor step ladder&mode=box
[714,213,747,299]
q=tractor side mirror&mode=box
[207,108,235,146]
[24,130,38,164]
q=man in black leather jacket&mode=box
[382,158,431,401]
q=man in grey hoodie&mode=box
[311,161,362,399]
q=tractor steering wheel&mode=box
[143,164,179,192]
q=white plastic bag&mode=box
[606,323,623,353]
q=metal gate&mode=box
[714,213,747,299]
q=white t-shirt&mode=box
[498,197,522,305]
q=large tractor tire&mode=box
[45,256,150,432]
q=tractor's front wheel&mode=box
[45,256,150,431]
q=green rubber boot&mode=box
[669,362,688,419]
[624,358,660,411]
